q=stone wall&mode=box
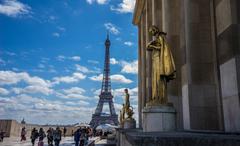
[133,0,240,132]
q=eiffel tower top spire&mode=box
[101,32,111,94]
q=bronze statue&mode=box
[147,26,176,105]
[124,89,134,119]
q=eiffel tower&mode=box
[89,33,118,128]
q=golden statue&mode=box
[147,26,176,105]
[124,89,134,119]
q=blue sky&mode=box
[0,0,138,125]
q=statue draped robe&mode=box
[147,35,176,104]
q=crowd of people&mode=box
[73,127,92,146]
[16,126,63,146]
[0,126,114,146]
[30,127,62,146]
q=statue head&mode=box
[149,25,167,36]
[124,88,128,93]
[149,25,159,36]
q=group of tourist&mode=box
[30,127,62,146]
[74,127,92,146]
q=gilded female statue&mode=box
[147,26,176,105]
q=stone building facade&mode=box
[133,0,240,132]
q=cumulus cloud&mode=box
[86,0,108,5]
[124,41,133,46]
[0,94,93,124]
[70,56,81,61]
[110,58,118,65]
[0,87,10,95]
[52,72,86,84]
[89,74,133,84]
[0,71,51,87]
[88,60,99,64]
[63,87,85,95]
[110,0,136,13]
[104,23,120,35]
[12,86,53,95]
[56,55,81,62]
[0,0,31,17]
[111,74,133,83]
[120,60,138,74]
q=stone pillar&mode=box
[145,0,152,103]
[162,0,183,129]
[138,24,142,128]
[181,0,222,130]
[152,0,163,30]
[140,8,147,109]
[215,0,240,132]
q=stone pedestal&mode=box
[142,105,176,132]
[123,118,136,129]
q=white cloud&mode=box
[63,87,85,95]
[52,32,60,37]
[70,56,81,61]
[0,0,31,17]
[52,72,86,84]
[110,58,119,65]
[86,0,108,5]
[0,87,10,95]
[0,71,51,87]
[0,94,94,124]
[12,85,53,95]
[88,60,99,64]
[120,60,138,74]
[124,41,133,46]
[111,74,133,84]
[89,74,133,84]
[56,55,65,61]
[104,23,120,35]
[75,64,90,73]
[86,0,94,4]
[89,74,103,82]
[110,0,136,13]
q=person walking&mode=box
[38,128,46,146]
[47,127,54,146]
[74,129,81,146]
[20,127,27,141]
[63,127,67,137]
[0,129,5,142]
[53,127,62,146]
[30,128,38,146]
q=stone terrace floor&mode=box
[0,136,111,146]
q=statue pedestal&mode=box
[123,118,136,129]
[142,105,176,132]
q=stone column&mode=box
[162,0,183,129]
[215,0,240,132]
[139,6,147,129]
[152,0,163,30]
[181,0,222,130]
[138,23,143,128]
[145,0,152,103]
